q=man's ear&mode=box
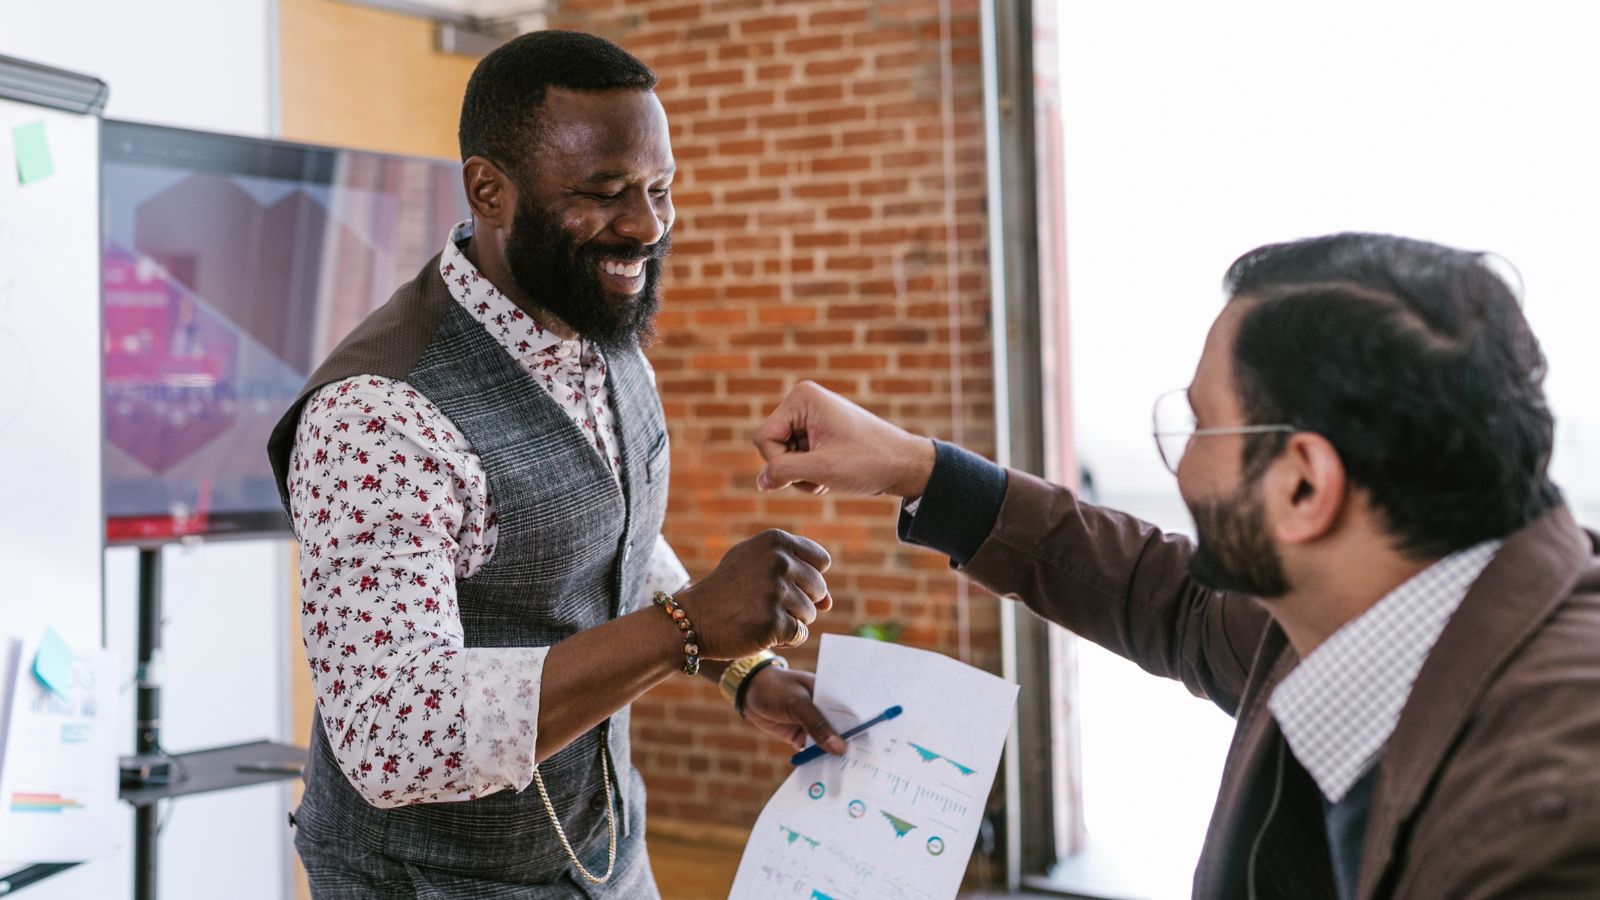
[1266,432,1346,546]
[462,156,515,230]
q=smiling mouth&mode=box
[601,258,645,278]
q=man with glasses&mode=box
[752,233,1600,899]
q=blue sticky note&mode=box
[13,120,54,185]
[33,627,74,697]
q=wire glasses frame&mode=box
[1151,388,1296,475]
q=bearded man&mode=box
[753,233,1600,899]
[268,31,844,899]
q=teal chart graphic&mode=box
[881,811,917,838]
[907,742,977,776]
[780,824,820,850]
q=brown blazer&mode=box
[961,470,1600,899]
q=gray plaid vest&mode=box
[269,255,669,895]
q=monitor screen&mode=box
[101,120,470,544]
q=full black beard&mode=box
[503,196,670,354]
[1186,480,1290,598]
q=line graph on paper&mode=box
[828,738,976,817]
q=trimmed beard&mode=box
[503,195,670,354]
[1186,477,1290,598]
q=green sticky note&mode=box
[13,119,54,185]
[33,627,74,697]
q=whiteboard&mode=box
[0,96,104,652]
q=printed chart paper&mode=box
[0,636,119,864]
[730,635,1018,900]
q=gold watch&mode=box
[719,650,789,710]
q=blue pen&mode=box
[790,704,903,766]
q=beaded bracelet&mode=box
[652,591,701,676]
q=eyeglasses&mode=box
[1151,388,1295,475]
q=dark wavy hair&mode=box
[1224,233,1559,558]
[458,30,657,175]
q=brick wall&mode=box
[551,0,1001,831]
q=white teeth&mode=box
[603,259,645,277]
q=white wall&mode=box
[1056,2,1600,897]
[1,2,274,137]
[0,4,292,899]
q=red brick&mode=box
[756,305,818,325]
[867,326,934,344]
[804,105,869,126]
[725,233,781,253]
[842,126,907,149]
[693,116,750,137]
[793,327,856,347]
[726,376,787,395]
[690,352,751,370]
[810,8,869,26]
[826,204,874,221]
[785,83,846,104]
[824,255,876,272]
[717,138,766,157]
[759,353,821,370]
[717,41,776,61]
[830,302,897,321]
[784,33,845,54]
[775,133,834,152]
[805,57,866,78]
[756,111,801,130]
[810,154,873,173]
[720,89,777,110]
[691,308,750,326]
[685,22,732,41]
[693,402,754,418]
[741,14,800,34]
[757,209,817,228]
[688,68,747,88]
[793,231,850,249]
[729,330,785,348]
[691,162,749,183]
[792,281,853,301]
[725,185,781,204]
[828,353,889,371]
[793,182,851,200]
[692,212,749,229]
[646,3,702,23]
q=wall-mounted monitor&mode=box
[101,120,469,544]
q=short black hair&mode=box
[458,30,657,176]
[1223,232,1559,558]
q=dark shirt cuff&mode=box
[897,440,1007,567]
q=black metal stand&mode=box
[132,547,164,900]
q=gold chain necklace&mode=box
[532,744,617,885]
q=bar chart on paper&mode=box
[730,636,1017,900]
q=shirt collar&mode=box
[1268,539,1502,802]
[439,220,589,366]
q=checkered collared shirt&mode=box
[1269,539,1502,802]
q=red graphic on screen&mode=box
[103,247,239,474]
